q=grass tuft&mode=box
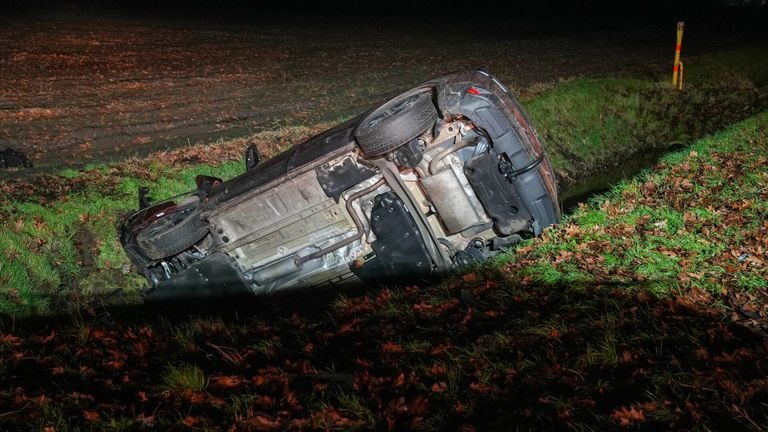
[161,363,208,393]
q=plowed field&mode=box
[0,7,685,173]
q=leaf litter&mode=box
[1,116,767,430]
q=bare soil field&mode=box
[0,6,750,174]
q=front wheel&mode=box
[354,92,438,157]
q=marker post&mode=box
[672,22,685,90]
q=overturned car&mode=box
[119,70,560,300]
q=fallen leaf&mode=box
[182,416,200,427]
[393,372,405,387]
[0,334,21,345]
[611,406,645,427]
[83,410,100,422]
[210,375,242,388]
[245,414,281,430]
[382,341,404,354]
[431,382,448,393]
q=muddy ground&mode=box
[2,5,759,175]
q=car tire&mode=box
[135,206,208,260]
[355,92,438,157]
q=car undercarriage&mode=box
[119,70,560,300]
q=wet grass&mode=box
[523,45,768,190]
[0,45,767,315]
[687,44,768,86]
[506,109,768,309]
[523,77,648,172]
[161,363,208,393]
[0,110,766,430]
[0,126,325,315]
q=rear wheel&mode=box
[355,92,438,157]
[135,206,208,261]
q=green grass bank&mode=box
[523,44,768,195]
[503,108,767,323]
[1,45,767,315]
[0,110,766,431]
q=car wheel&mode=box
[355,92,438,157]
[135,206,208,261]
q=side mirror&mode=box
[138,186,151,209]
[244,144,260,171]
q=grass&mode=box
[0,45,767,316]
[0,32,766,432]
[3,223,766,432]
[523,77,648,171]
[161,363,208,393]
[507,109,768,305]
[685,44,768,86]
[0,125,326,315]
[522,45,768,188]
